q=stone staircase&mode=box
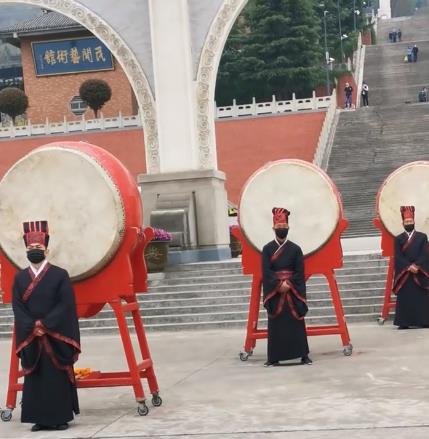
[0,253,389,338]
[328,104,429,237]
[327,6,429,237]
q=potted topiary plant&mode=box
[144,228,172,272]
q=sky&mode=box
[0,4,42,28]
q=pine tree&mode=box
[216,0,325,104]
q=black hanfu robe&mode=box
[393,231,429,327]
[12,263,81,426]
[262,239,309,362]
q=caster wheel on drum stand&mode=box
[239,350,253,362]
[377,317,386,326]
[151,393,162,407]
[1,409,13,422]
[343,344,353,356]
[137,402,149,416]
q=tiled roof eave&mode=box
[0,26,88,39]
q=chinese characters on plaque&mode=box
[32,37,114,76]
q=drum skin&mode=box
[377,161,429,237]
[239,159,341,256]
[0,142,147,316]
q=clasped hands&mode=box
[278,280,290,293]
[408,264,419,274]
[34,320,45,337]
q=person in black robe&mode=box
[393,206,429,329]
[262,207,311,367]
[12,220,81,432]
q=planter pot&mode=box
[229,234,242,258]
[144,241,170,273]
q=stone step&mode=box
[149,270,387,287]
[159,261,388,279]
[0,312,383,338]
[0,309,384,335]
[147,280,387,295]
[0,296,384,326]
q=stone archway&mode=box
[0,0,160,173]
[196,0,247,169]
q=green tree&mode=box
[316,0,367,63]
[0,87,29,124]
[216,0,325,105]
[79,79,112,118]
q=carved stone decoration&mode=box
[0,0,160,173]
[196,0,247,169]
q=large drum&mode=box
[0,141,142,281]
[377,161,429,237]
[239,160,341,256]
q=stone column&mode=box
[140,0,230,262]
[148,0,199,172]
[378,0,392,18]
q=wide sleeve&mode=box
[289,246,306,299]
[40,270,81,364]
[394,235,412,275]
[415,234,429,271]
[262,245,281,299]
[12,277,36,347]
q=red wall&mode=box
[0,112,325,205]
[0,129,146,179]
[362,30,372,45]
[216,112,325,205]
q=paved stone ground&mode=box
[0,323,429,438]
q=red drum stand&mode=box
[232,220,353,362]
[373,217,396,324]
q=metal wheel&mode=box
[1,409,12,422]
[151,393,162,407]
[343,344,353,356]
[239,351,249,361]
[377,317,386,326]
[137,402,149,416]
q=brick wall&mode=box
[20,33,137,124]
[0,112,325,205]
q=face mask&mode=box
[275,228,289,239]
[404,224,414,233]
[27,249,45,264]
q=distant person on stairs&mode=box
[344,83,353,109]
[262,208,311,367]
[412,44,419,62]
[397,29,402,41]
[361,81,369,107]
[418,87,428,102]
[407,46,413,63]
[392,206,429,330]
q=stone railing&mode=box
[0,112,142,139]
[313,89,338,170]
[0,92,332,139]
[353,32,366,107]
[215,92,332,119]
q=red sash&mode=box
[263,270,307,320]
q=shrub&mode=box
[79,79,112,118]
[0,87,29,124]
